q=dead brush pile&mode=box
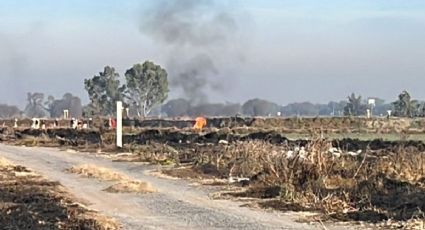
[198,139,425,224]
[126,142,180,165]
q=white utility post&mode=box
[367,98,376,118]
[116,101,123,148]
[63,110,69,119]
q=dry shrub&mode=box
[128,142,179,165]
[101,132,116,146]
[66,164,130,181]
[198,138,425,222]
[104,181,156,194]
[76,212,119,230]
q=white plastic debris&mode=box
[218,140,229,145]
[286,150,295,159]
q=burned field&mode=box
[123,130,425,228]
[0,158,118,229]
[1,117,425,228]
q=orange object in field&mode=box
[193,117,207,130]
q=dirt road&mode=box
[0,144,354,230]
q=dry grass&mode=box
[14,136,60,147]
[0,159,119,229]
[66,164,130,181]
[168,137,425,225]
[0,157,12,167]
[67,164,157,195]
[104,181,156,194]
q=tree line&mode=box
[160,92,418,118]
[0,58,423,118]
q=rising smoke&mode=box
[140,0,242,105]
[0,33,28,106]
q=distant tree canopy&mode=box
[0,104,21,118]
[23,92,83,118]
[344,93,367,116]
[125,61,169,117]
[161,98,241,117]
[45,93,82,118]
[281,102,319,116]
[189,103,241,117]
[242,98,280,116]
[162,98,191,117]
[15,89,425,119]
[372,98,392,116]
[24,92,47,118]
[392,90,422,117]
[84,66,126,116]
[220,103,242,116]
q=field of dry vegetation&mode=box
[1,117,425,229]
[133,137,424,229]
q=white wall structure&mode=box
[31,118,40,129]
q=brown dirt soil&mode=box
[0,157,119,229]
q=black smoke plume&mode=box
[140,0,240,104]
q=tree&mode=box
[84,66,126,116]
[392,90,418,117]
[321,101,346,116]
[162,98,191,117]
[0,104,21,118]
[343,93,367,116]
[189,103,224,116]
[371,98,393,116]
[281,102,320,116]
[220,103,241,116]
[24,92,47,118]
[242,98,280,116]
[125,61,169,117]
[82,104,96,118]
[45,93,83,118]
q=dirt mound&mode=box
[0,160,118,229]
[104,181,156,194]
[67,164,130,181]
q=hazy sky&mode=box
[1,0,425,108]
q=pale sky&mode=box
[1,0,425,108]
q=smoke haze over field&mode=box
[1,0,425,108]
[140,0,242,104]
